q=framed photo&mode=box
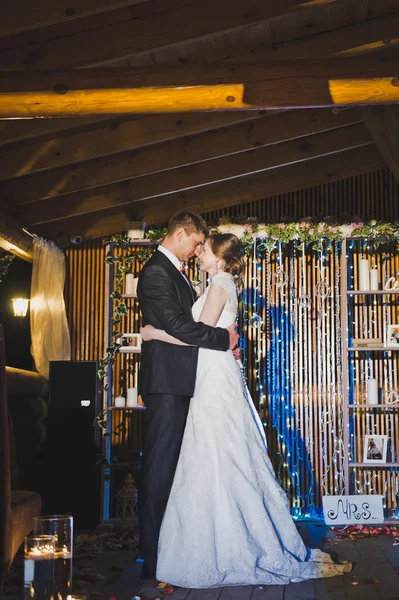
[116,333,141,352]
[363,435,388,464]
[386,325,399,346]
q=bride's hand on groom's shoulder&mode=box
[140,324,155,341]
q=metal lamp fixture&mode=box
[12,298,29,318]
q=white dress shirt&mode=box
[158,245,182,271]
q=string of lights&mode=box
[237,235,398,516]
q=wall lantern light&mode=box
[12,298,29,318]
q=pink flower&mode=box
[309,228,314,235]
[271,235,278,240]
[278,223,286,229]
[318,224,324,233]
[300,221,309,228]
[243,224,252,232]
[329,226,336,233]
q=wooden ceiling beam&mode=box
[31,144,385,241]
[225,12,399,64]
[362,105,399,184]
[0,8,396,147]
[19,121,373,225]
[141,147,386,223]
[0,0,343,70]
[0,0,149,38]
[1,56,399,118]
[0,108,363,205]
[0,6,395,150]
[0,111,261,181]
[0,115,122,147]
[0,213,33,261]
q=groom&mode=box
[137,210,238,578]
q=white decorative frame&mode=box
[386,324,399,347]
[116,333,141,352]
[363,435,388,464]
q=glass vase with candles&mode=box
[24,535,56,599]
[33,515,73,600]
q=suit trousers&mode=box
[139,393,190,576]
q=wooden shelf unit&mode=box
[101,240,146,524]
[347,290,399,295]
[348,404,399,409]
[349,462,398,468]
[341,238,399,521]
[348,346,399,351]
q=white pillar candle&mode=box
[114,396,125,408]
[366,378,378,405]
[126,387,138,407]
[370,268,379,291]
[125,274,134,295]
[128,221,146,239]
[359,259,370,291]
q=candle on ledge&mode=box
[366,378,379,405]
[127,387,138,408]
[370,267,379,291]
[114,396,126,408]
[125,274,138,296]
[359,259,370,291]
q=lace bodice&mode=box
[191,271,238,327]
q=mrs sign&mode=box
[322,495,384,526]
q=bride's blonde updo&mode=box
[207,233,245,284]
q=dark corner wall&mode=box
[0,257,33,371]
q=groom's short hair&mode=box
[167,210,209,237]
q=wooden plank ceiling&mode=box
[0,0,399,255]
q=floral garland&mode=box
[143,218,399,255]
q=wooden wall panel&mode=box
[65,238,106,361]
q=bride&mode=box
[140,233,351,588]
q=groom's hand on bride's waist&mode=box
[227,324,239,351]
[232,347,241,361]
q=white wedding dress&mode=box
[156,272,349,588]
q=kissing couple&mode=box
[137,210,351,588]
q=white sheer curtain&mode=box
[30,237,71,378]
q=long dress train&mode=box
[157,272,350,588]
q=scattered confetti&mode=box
[163,586,175,595]
[329,524,399,546]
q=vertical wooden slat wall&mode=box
[65,238,106,360]
[64,167,399,511]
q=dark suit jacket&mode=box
[137,250,229,397]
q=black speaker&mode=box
[44,361,102,528]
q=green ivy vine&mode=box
[0,250,15,283]
[97,231,165,386]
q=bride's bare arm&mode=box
[140,285,228,345]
